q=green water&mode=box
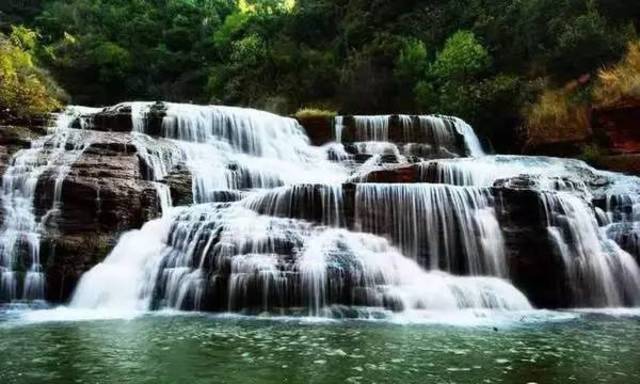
[1,310,639,384]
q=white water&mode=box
[355,183,507,277]
[541,192,640,306]
[335,114,485,157]
[4,102,639,320]
[65,104,531,318]
[0,107,97,301]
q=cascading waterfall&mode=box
[0,108,97,301]
[354,184,507,277]
[604,193,640,258]
[353,115,390,142]
[541,192,640,306]
[72,202,531,315]
[65,103,536,318]
[335,114,485,158]
[7,100,636,317]
[161,103,345,203]
[417,155,596,189]
[242,184,345,227]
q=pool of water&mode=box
[1,308,639,384]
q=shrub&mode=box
[0,26,63,120]
[593,40,640,108]
[580,143,605,166]
[294,107,337,119]
[524,85,591,146]
[430,31,491,81]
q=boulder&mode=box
[296,116,334,146]
[35,132,162,302]
[163,166,194,206]
[357,164,420,183]
[593,104,640,155]
[492,182,572,308]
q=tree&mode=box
[0,26,63,119]
[430,30,490,81]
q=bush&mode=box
[580,143,605,166]
[524,85,591,146]
[430,31,490,81]
[294,107,337,119]
[0,26,62,120]
[593,40,640,108]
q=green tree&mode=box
[430,30,491,81]
[0,26,63,120]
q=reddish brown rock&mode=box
[598,154,640,175]
[358,164,420,183]
[593,104,640,155]
[296,116,334,146]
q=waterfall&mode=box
[335,114,485,158]
[63,103,535,317]
[354,184,507,277]
[7,101,635,317]
[334,116,344,144]
[72,202,530,315]
[242,184,345,227]
[0,108,97,301]
[541,192,640,306]
[70,218,171,311]
[417,155,596,189]
[353,115,390,142]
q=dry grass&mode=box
[594,41,640,108]
[524,87,591,146]
[293,107,337,119]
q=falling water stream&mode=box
[0,104,639,320]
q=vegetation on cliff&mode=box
[524,39,640,159]
[1,0,639,151]
[0,26,64,120]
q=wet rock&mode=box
[91,105,133,132]
[82,101,167,135]
[492,184,572,308]
[358,164,420,183]
[162,166,193,206]
[296,116,334,146]
[34,132,163,302]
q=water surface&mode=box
[1,309,639,384]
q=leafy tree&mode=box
[394,38,428,84]
[0,26,63,120]
[430,31,490,81]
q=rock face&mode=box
[296,116,334,146]
[492,184,571,308]
[77,101,166,135]
[35,132,162,301]
[163,166,193,206]
[521,102,640,175]
[593,104,640,155]
[357,164,420,183]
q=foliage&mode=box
[594,40,640,107]
[294,107,336,119]
[2,0,640,151]
[394,39,428,84]
[580,143,605,166]
[430,31,490,81]
[0,26,62,120]
[524,85,591,146]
